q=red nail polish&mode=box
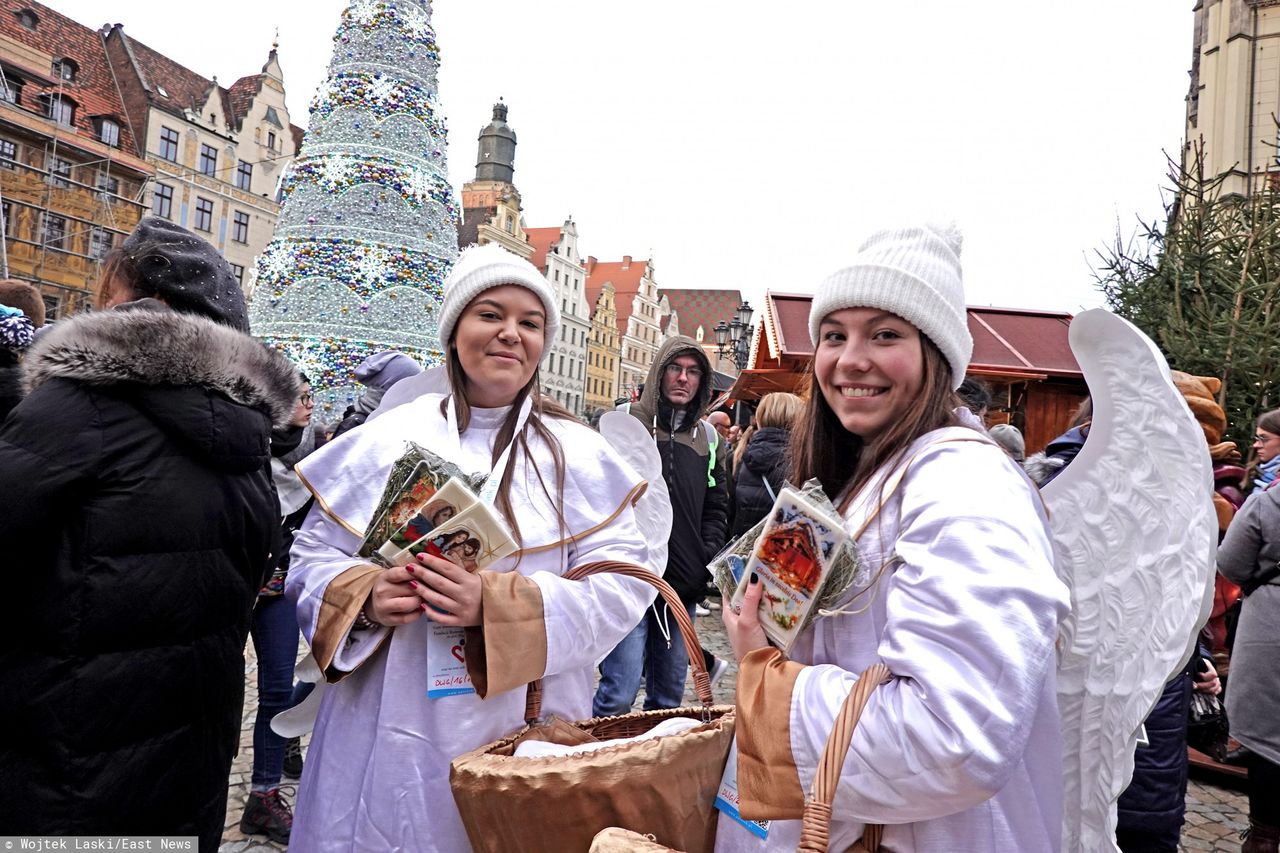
[420,603,429,612]
[405,565,416,575]
[409,580,418,589]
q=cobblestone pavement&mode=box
[220,599,1248,851]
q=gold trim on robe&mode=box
[512,480,649,557]
[295,464,363,538]
[464,570,548,698]
[736,646,808,820]
[313,563,384,682]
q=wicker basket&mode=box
[450,562,735,853]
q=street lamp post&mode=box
[713,300,754,372]
[714,301,754,427]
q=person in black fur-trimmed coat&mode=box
[0,218,299,851]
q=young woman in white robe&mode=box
[721,223,1071,852]
[285,244,655,852]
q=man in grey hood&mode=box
[593,335,730,713]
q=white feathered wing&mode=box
[1046,309,1217,851]
[598,410,671,575]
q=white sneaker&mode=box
[695,603,711,617]
[708,656,730,689]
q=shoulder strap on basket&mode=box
[521,561,716,722]
[798,662,892,853]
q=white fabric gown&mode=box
[286,395,654,852]
[717,426,1071,852]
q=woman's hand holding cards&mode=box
[410,552,483,627]
[365,566,429,626]
[723,572,771,662]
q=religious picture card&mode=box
[385,499,518,572]
[731,487,848,652]
[375,479,478,566]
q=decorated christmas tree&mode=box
[250,0,457,415]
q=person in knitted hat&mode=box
[721,222,1070,852]
[282,242,656,852]
[0,221,297,847]
[0,279,43,420]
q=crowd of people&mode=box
[0,215,1276,852]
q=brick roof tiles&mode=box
[585,256,649,337]
[524,226,562,272]
[0,0,139,154]
[659,288,744,343]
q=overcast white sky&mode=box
[54,0,1192,315]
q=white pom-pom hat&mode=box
[807,222,972,388]
[436,242,560,352]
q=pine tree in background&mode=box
[250,0,457,416]
[1097,140,1280,452]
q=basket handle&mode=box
[522,561,714,722]
[798,662,891,853]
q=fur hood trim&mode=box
[23,304,300,427]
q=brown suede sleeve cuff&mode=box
[464,570,548,698]
[735,646,808,820]
[313,563,383,682]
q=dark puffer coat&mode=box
[730,426,791,539]
[0,303,297,850]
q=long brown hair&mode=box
[789,336,962,511]
[443,342,574,548]
[93,248,138,309]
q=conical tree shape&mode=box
[250,0,457,415]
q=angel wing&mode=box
[1045,309,1217,851]
[598,410,671,575]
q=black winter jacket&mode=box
[0,303,297,850]
[0,353,21,422]
[730,426,791,539]
[628,336,730,602]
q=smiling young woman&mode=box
[283,242,657,852]
[720,223,1070,853]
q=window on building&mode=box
[232,210,249,243]
[45,95,74,126]
[15,9,38,29]
[1,200,10,235]
[0,76,20,104]
[89,227,112,260]
[96,118,120,147]
[152,183,173,219]
[95,170,119,195]
[41,213,66,250]
[265,106,283,128]
[235,160,252,191]
[51,58,77,81]
[554,269,560,282]
[199,144,217,177]
[504,217,513,234]
[194,197,214,232]
[230,264,245,286]
[158,126,179,162]
[0,139,16,169]
[267,131,277,151]
[48,156,71,188]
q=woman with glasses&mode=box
[238,373,321,844]
[1250,410,1280,495]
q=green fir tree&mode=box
[1097,141,1280,451]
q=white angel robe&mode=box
[717,427,1071,852]
[286,395,655,852]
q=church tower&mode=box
[458,99,533,258]
[475,101,516,183]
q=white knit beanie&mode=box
[807,222,972,388]
[436,242,560,351]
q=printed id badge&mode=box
[426,623,475,698]
[714,740,770,839]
